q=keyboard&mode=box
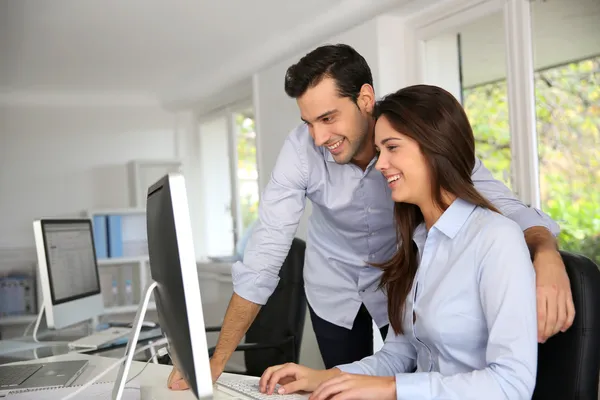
[0,364,42,388]
[217,375,308,399]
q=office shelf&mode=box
[0,315,36,326]
[104,302,156,315]
[86,207,146,216]
[97,256,149,266]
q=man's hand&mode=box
[167,359,223,390]
[167,366,188,391]
[534,249,575,343]
[259,363,340,395]
[209,358,224,383]
[310,373,396,400]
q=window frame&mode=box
[404,0,541,207]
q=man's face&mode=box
[297,78,372,165]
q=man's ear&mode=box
[358,83,375,114]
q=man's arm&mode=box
[471,158,575,342]
[209,293,261,370]
[211,131,309,378]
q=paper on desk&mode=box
[6,381,140,399]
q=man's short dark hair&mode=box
[284,44,373,102]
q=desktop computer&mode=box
[112,173,308,400]
[32,219,131,349]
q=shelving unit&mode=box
[0,160,182,330]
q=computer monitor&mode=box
[33,219,104,330]
[143,173,212,399]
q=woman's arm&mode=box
[392,218,538,400]
[335,324,417,376]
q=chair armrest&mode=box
[205,326,222,333]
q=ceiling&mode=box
[0,0,351,96]
[5,0,593,107]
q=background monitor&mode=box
[33,219,104,329]
[146,173,213,399]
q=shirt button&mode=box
[367,207,372,212]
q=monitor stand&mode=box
[31,303,132,351]
[112,281,158,400]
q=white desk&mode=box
[9,353,243,399]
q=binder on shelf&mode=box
[92,215,108,259]
[107,215,123,258]
[0,275,37,317]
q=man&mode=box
[168,44,575,389]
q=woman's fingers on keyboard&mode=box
[259,364,286,393]
[268,364,303,394]
[280,378,309,394]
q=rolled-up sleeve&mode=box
[336,329,417,376]
[232,129,308,305]
[471,158,560,235]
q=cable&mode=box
[124,345,168,384]
[22,318,36,337]
[30,303,45,342]
[59,337,168,400]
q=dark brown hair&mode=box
[373,84,500,335]
[284,44,373,102]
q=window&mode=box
[197,104,260,260]
[531,0,600,264]
[198,115,235,258]
[233,110,260,239]
[414,0,599,264]
[459,12,512,189]
[421,11,513,188]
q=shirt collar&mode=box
[432,198,477,239]
[325,150,335,162]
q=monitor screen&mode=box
[42,220,101,304]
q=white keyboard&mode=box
[217,375,309,400]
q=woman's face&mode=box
[374,116,431,205]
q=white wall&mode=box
[0,102,177,266]
[252,14,408,370]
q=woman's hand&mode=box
[259,363,341,395]
[310,373,396,400]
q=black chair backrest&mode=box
[244,237,307,376]
[533,251,600,400]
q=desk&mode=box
[9,353,244,399]
[0,328,163,364]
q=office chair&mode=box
[207,237,307,377]
[533,251,600,400]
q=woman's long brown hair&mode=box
[373,85,501,335]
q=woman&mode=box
[258,85,538,400]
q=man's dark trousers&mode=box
[308,303,389,369]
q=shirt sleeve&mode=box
[393,219,538,400]
[471,157,560,235]
[336,328,417,376]
[231,130,308,305]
